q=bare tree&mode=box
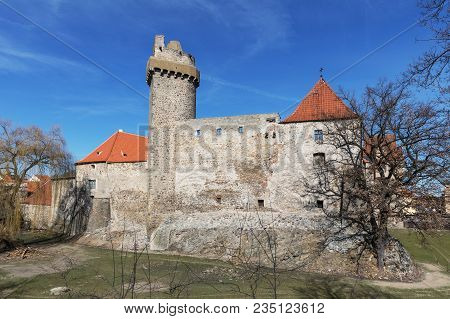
[404,0,449,89]
[0,119,72,244]
[305,80,449,273]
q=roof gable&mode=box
[282,78,358,123]
[77,131,148,164]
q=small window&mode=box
[272,132,276,138]
[195,129,201,137]
[238,126,244,134]
[258,199,265,208]
[88,179,96,189]
[266,118,276,123]
[313,153,325,167]
[314,130,323,143]
[317,200,324,208]
[216,196,222,204]
[264,132,269,139]
[216,128,222,136]
[90,164,96,169]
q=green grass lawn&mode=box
[0,246,392,299]
[0,229,449,299]
[390,229,450,272]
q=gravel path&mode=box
[369,263,450,289]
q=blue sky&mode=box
[0,0,432,161]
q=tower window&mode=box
[317,200,324,208]
[88,179,96,189]
[314,130,323,143]
[238,126,244,134]
[216,128,222,136]
[313,153,325,167]
[216,196,222,204]
[258,199,265,208]
[90,164,96,169]
[195,129,201,137]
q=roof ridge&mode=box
[118,131,148,138]
[77,131,118,163]
[281,78,358,124]
[77,130,147,165]
[105,131,120,163]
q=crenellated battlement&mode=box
[146,35,200,87]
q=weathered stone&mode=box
[49,286,71,296]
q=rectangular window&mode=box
[216,196,222,204]
[216,128,222,136]
[88,179,96,189]
[317,200,324,208]
[314,129,323,143]
[195,129,201,137]
[238,126,244,134]
[258,199,265,208]
[313,153,325,167]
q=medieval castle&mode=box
[24,35,360,255]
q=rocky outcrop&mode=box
[147,210,419,280]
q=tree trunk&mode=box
[376,238,386,271]
[375,226,389,271]
[375,208,390,271]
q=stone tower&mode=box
[146,35,200,218]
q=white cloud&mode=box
[152,0,292,57]
[0,35,92,73]
[203,74,297,102]
[0,55,28,73]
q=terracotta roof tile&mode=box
[77,131,148,164]
[0,174,13,183]
[364,134,403,162]
[282,78,358,123]
[23,175,52,206]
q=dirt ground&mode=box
[0,243,94,278]
[370,263,450,289]
[0,243,449,298]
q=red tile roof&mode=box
[23,175,52,206]
[0,174,14,184]
[282,78,358,123]
[77,131,148,164]
[364,134,403,162]
[26,175,51,193]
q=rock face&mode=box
[384,238,418,280]
[146,210,418,280]
[50,287,71,296]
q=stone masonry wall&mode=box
[149,115,346,215]
[76,162,148,246]
[22,204,52,230]
[147,35,200,218]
